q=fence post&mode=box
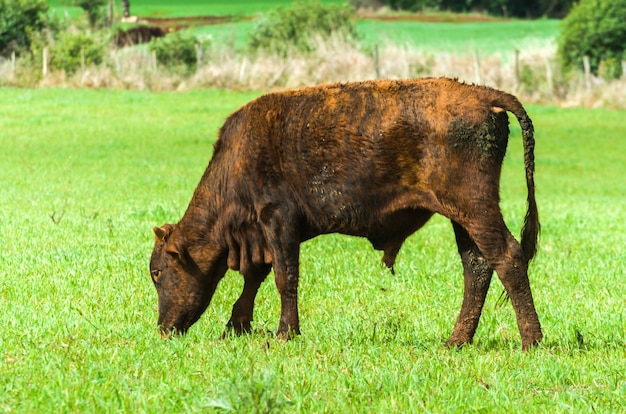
[514,49,520,90]
[43,46,49,77]
[229,25,236,51]
[544,58,553,100]
[107,0,113,26]
[239,57,247,83]
[582,55,591,92]
[81,48,86,74]
[374,43,380,80]
[114,50,121,74]
[11,52,16,78]
[195,43,203,70]
[473,51,482,84]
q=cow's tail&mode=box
[492,91,540,266]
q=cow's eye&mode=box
[150,269,161,283]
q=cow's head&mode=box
[150,224,226,336]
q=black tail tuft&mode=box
[492,91,540,265]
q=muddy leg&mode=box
[465,218,542,350]
[273,255,301,340]
[224,264,271,336]
[446,221,494,348]
[260,208,301,340]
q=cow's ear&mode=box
[153,225,172,241]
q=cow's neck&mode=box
[178,180,219,243]
[175,188,225,276]
[177,142,236,271]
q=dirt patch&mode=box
[357,12,508,23]
[135,12,504,33]
[138,15,250,32]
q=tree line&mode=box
[353,0,575,18]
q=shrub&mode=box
[386,0,439,11]
[0,0,48,56]
[149,31,205,74]
[248,1,358,57]
[66,0,107,28]
[378,0,575,16]
[597,57,622,81]
[558,0,626,79]
[49,30,104,75]
[350,0,386,9]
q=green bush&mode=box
[248,1,358,57]
[350,0,385,9]
[65,0,106,28]
[558,0,626,79]
[598,57,622,81]
[49,31,104,75]
[373,0,575,17]
[0,0,48,57]
[149,31,205,74]
[386,0,439,11]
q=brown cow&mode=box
[113,26,166,48]
[150,77,542,349]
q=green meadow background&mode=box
[47,0,559,54]
[1,0,625,412]
[1,86,624,412]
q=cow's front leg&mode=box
[224,264,271,337]
[446,221,494,348]
[260,205,302,340]
[273,255,301,340]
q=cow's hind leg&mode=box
[224,264,271,336]
[446,221,494,348]
[464,215,542,350]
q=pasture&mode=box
[0,87,624,412]
[191,15,557,55]
[47,0,348,19]
[361,19,557,54]
[46,0,558,55]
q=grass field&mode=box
[193,17,557,55]
[124,0,346,17]
[47,0,347,18]
[357,18,558,54]
[46,0,558,55]
[1,87,624,412]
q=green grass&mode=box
[47,1,558,55]
[0,87,624,412]
[125,0,346,17]
[193,17,558,56]
[357,18,559,54]
[193,17,558,55]
[48,0,347,18]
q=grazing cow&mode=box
[113,26,165,48]
[150,77,542,349]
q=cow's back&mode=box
[216,78,510,236]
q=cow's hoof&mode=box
[445,336,472,349]
[221,320,252,339]
[276,328,300,342]
[521,337,542,351]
